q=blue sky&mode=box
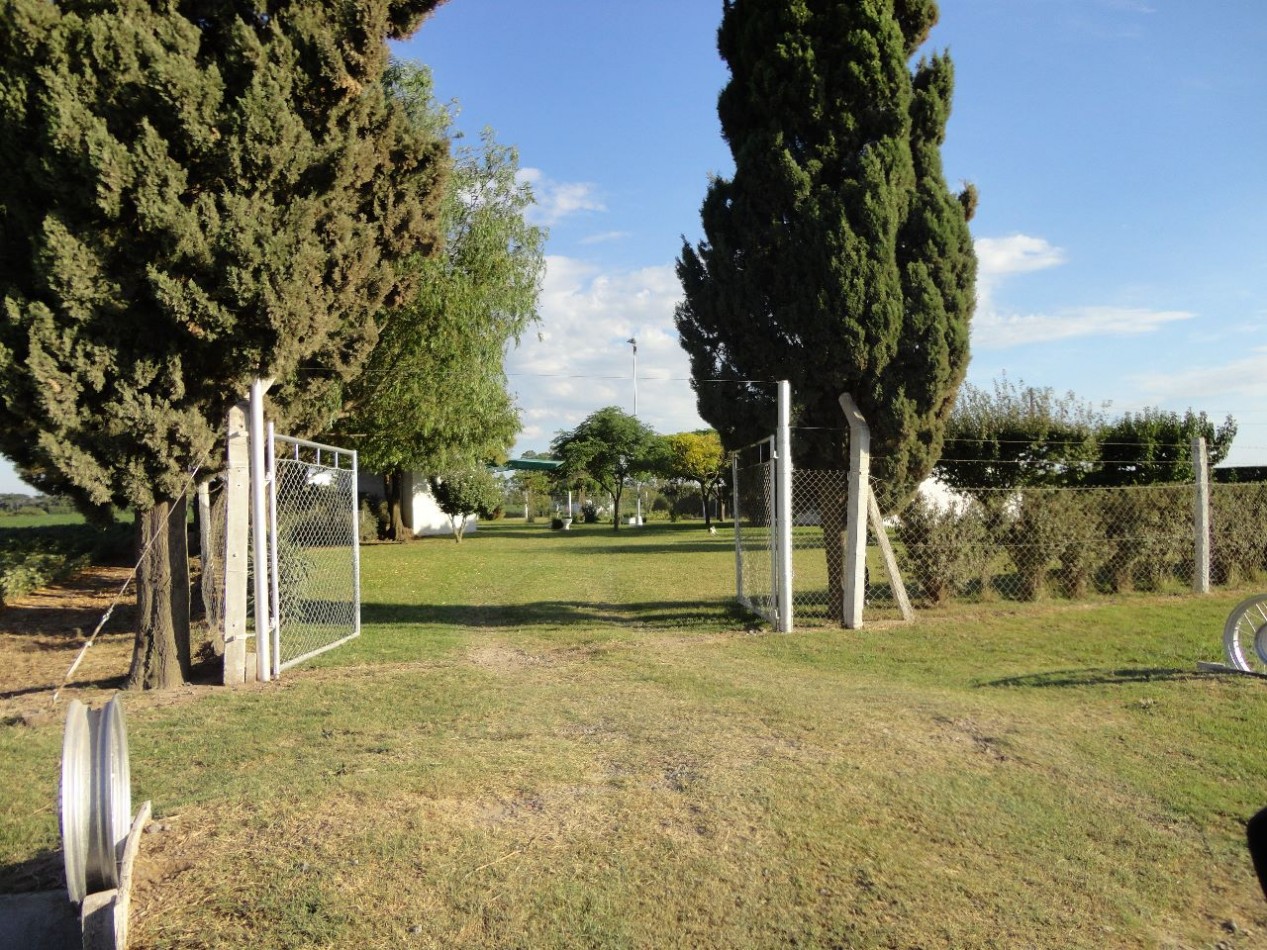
[2,0,1263,493]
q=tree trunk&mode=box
[385,468,409,542]
[611,485,622,531]
[700,484,712,528]
[127,497,191,689]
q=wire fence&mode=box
[734,436,1267,627]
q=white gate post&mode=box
[223,403,249,685]
[249,378,274,682]
[776,380,794,633]
[1192,436,1210,594]
[838,394,870,629]
[732,452,743,607]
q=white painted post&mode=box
[838,394,870,629]
[776,380,794,633]
[267,422,282,679]
[249,378,273,682]
[350,448,362,640]
[1192,436,1210,594]
[732,452,743,607]
[222,403,249,685]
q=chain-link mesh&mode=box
[732,441,777,625]
[869,482,1200,607]
[272,437,359,671]
[787,469,848,624]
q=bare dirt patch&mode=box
[0,566,135,720]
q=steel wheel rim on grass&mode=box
[1223,594,1267,674]
[60,699,91,904]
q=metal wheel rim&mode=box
[86,695,131,891]
[1223,594,1267,673]
[60,700,91,904]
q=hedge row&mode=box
[891,483,1267,605]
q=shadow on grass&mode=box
[0,847,64,895]
[363,598,750,631]
[977,667,1204,689]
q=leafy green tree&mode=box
[429,465,501,543]
[936,377,1236,491]
[1092,408,1235,486]
[335,62,545,539]
[0,0,448,687]
[662,431,727,527]
[935,377,1107,494]
[676,0,975,620]
[551,407,660,531]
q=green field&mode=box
[3,520,1266,948]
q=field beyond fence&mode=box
[2,520,1267,948]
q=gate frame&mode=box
[266,425,362,677]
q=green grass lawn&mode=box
[3,520,1266,948]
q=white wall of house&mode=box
[357,470,477,538]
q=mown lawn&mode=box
[3,520,1266,948]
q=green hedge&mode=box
[0,523,132,605]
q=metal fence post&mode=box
[249,378,273,682]
[1193,436,1210,594]
[776,380,794,633]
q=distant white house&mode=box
[357,470,474,538]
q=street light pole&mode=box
[627,337,638,416]
[627,337,642,526]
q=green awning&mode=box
[502,458,561,472]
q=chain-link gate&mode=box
[268,432,360,673]
[732,439,779,626]
[199,431,360,676]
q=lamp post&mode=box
[627,337,642,525]
[627,337,638,416]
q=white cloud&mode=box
[580,230,631,246]
[971,233,1192,349]
[517,168,605,226]
[506,256,704,452]
[976,234,1067,280]
[974,306,1193,349]
[1132,347,1267,403]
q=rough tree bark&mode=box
[127,496,191,689]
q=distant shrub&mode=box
[0,523,128,604]
[896,497,991,605]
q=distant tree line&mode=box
[934,377,1237,496]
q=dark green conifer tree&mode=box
[0,0,448,687]
[676,0,976,620]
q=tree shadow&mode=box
[362,597,748,631]
[0,601,136,642]
[0,671,126,703]
[976,667,1204,689]
[0,847,64,895]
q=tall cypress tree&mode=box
[0,0,448,687]
[677,0,976,501]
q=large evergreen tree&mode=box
[0,0,448,687]
[333,61,545,540]
[676,0,975,621]
[677,0,976,496]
